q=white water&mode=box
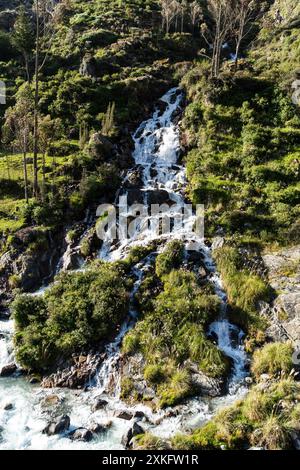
[0,88,248,449]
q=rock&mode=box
[3,403,13,411]
[115,410,133,421]
[260,374,271,382]
[89,423,106,434]
[0,363,17,377]
[40,395,62,408]
[244,377,253,385]
[87,132,115,161]
[62,247,83,271]
[70,428,93,442]
[122,422,144,449]
[79,55,98,78]
[91,397,108,412]
[133,411,146,420]
[29,376,40,384]
[42,415,70,436]
[189,364,224,397]
[147,189,173,206]
[291,431,300,450]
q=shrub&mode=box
[251,342,294,379]
[144,364,165,385]
[13,262,131,371]
[155,240,184,278]
[158,369,193,408]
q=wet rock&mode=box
[188,363,224,397]
[115,410,133,420]
[40,395,62,408]
[122,422,144,449]
[89,423,107,434]
[70,428,93,442]
[0,363,17,377]
[29,376,40,384]
[62,247,83,271]
[133,411,146,420]
[126,189,145,206]
[91,397,108,412]
[43,415,70,436]
[124,169,143,189]
[147,189,173,206]
[42,354,101,389]
[3,403,13,411]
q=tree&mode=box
[231,0,267,71]
[189,0,203,35]
[200,0,233,78]
[39,115,62,201]
[11,6,34,82]
[101,102,116,137]
[3,84,34,203]
[32,0,61,198]
[161,0,180,34]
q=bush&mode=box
[158,369,193,408]
[48,140,79,157]
[144,364,165,385]
[155,240,184,278]
[13,262,131,371]
[251,342,294,379]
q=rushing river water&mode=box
[0,88,248,449]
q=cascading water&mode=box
[0,88,248,449]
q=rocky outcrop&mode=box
[69,428,93,442]
[263,245,300,343]
[42,353,104,389]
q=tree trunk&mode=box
[33,0,40,198]
[23,150,29,204]
[42,151,46,202]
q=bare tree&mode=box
[161,0,180,34]
[189,0,203,35]
[201,0,233,78]
[231,0,267,71]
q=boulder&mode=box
[70,428,93,442]
[43,415,70,436]
[3,403,13,411]
[87,132,115,161]
[122,422,144,449]
[91,397,108,412]
[0,363,17,377]
[89,423,107,435]
[115,410,133,421]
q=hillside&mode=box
[0,0,299,453]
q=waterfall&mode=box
[0,87,248,449]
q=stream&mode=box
[0,88,249,449]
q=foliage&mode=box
[13,262,131,371]
[251,342,294,379]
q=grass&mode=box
[251,342,294,379]
[170,377,299,450]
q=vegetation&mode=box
[122,241,229,408]
[171,377,299,450]
[251,342,294,379]
[13,261,131,371]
